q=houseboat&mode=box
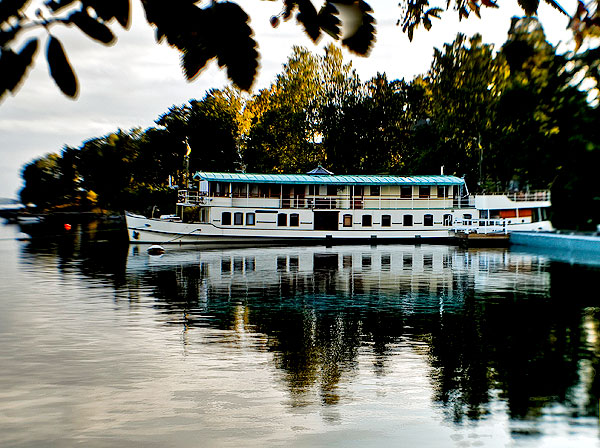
[125,169,552,244]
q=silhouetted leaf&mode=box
[69,10,115,44]
[143,0,258,91]
[83,0,131,29]
[0,38,38,99]
[0,28,18,47]
[342,1,376,56]
[542,0,568,15]
[44,0,76,13]
[318,2,341,38]
[46,36,78,98]
[282,0,297,20]
[480,0,499,7]
[296,0,320,42]
[517,0,540,15]
[0,0,29,23]
[209,2,259,91]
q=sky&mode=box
[0,0,578,199]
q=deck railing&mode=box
[452,218,509,234]
[481,190,550,202]
[177,190,474,210]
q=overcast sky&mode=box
[0,0,576,199]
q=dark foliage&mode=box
[0,0,584,101]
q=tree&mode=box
[1,0,576,102]
[413,33,507,185]
[493,18,600,229]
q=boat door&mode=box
[314,211,339,230]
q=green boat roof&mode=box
[193,172,465,186]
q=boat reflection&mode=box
[126,244,599,423]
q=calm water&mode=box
[1,221,599,447]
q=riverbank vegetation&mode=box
[19,18,600,229]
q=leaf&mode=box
[517,0,540,16]
[0,0,29,23]
[46,35,78,98]
[541,0,568,16]
[342,1,376,56]
[142,0,258,91]
[45,0,76,13]
[480,0,499,7]
[426,7,444,18]
[0,38,38,99]
[0,28,19,47]
[318,2,341,39]
[296,0,320,42]
[69,10,116,44]
[282,0,297,20]
[83,0,131,29]
[209,2,259,91]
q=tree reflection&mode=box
[18,234,600,426]
[133,245,599,424]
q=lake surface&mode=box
[1,221,599,447]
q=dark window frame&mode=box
[222,212,231,225]
[424,214,434,226]
[234,212,243,225]
[277,213,287,227]
[290,213,299,227]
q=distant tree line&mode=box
[20,18,600,229]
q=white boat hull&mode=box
[125,212,454,244]
[125,212,552,244]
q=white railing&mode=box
[480,190,550,202]
[452,218,508,234]
[177,191,466,210]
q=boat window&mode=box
[290,213,299,227]
[199,207,209,223]
[234,212,243,225]
[343,214,352,227]
[370,185,380,196]
[438,185,448,197]
[222,212,231,225]
[403,214,413,226]
[419,186,430,198]
[443,214,453,226]
[400,186,412,198]
[327,185,338,196]
[277,213,287,226]
[382,215,391,227]
[362,215,372,227]
[246,213,255,226]
[463,214,472,220]
[424,214,434,226]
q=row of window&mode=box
[350,214,450,227]
[222,212,454,227]
[213,183,454,198]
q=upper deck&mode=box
[180,171,468,210]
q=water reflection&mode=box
[6,222,600,445]
[124,243,599,425]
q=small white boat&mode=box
[16,215,44,225]
[126,169,552,244]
